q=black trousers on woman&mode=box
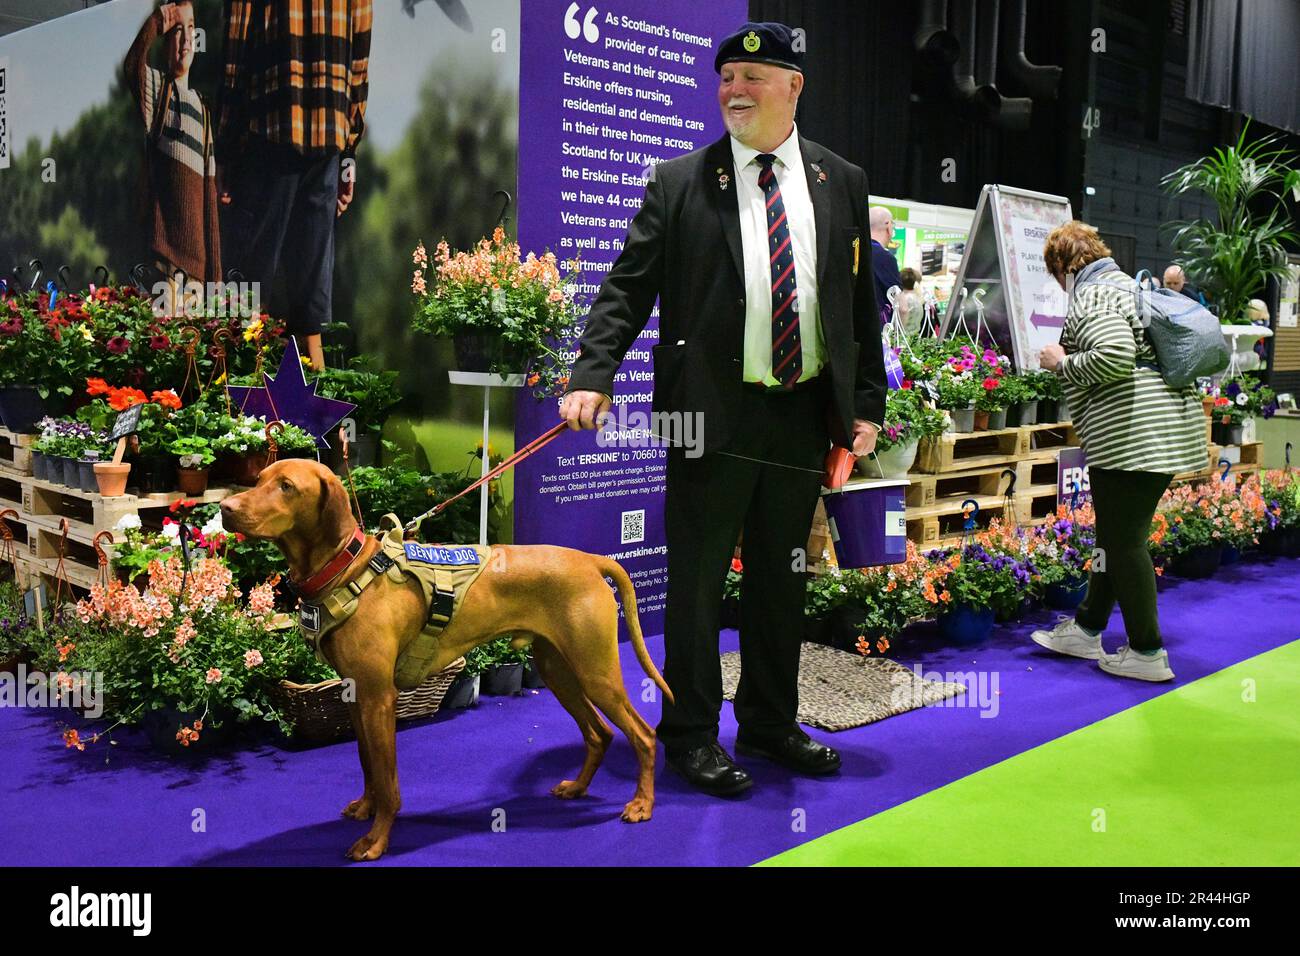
[1074,467,1173,653]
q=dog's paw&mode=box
[551,779,588,799]
[346,831,389,862]
[342,795,375,820]
[621,797,653,823]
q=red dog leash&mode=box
[402,421,569,534]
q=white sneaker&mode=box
[1098,645,1175,682]
[1030,615,1103,660]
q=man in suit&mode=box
[560,22,887,796]
[870,206,902,314]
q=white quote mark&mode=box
[564,3,600,44]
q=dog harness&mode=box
[297,514,493,690]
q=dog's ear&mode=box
[317,472,353,532]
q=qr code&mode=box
[620,509,645,545]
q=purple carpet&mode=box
[2,558,1297,867]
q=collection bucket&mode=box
[820,478,909,568]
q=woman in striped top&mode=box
[1029,221,1205,682]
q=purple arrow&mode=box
[1029,311,1066,330]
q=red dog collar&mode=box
[293,526,366,600]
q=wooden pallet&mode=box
[1025,421,1080,452]
[0,427,34,478]
[907,492,1013,544]
[905,453,1062,508]
[914,426,1030,474]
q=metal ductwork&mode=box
[1001,0,1062,100]
[915,0,960,64]
[974,0,1033,129]
[949,0,979,103]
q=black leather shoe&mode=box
[665,742,753,796]
[735,728,841,775]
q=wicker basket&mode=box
[272,657,466,744]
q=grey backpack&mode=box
[1075,264,1229,388]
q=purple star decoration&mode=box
[226,337,355,450]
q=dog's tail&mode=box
[598,556,675,706]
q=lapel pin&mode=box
[817,170,828,185]
[719,172,730,191]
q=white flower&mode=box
[201,512,226,536]
[1235,393,1249,407]
[114,514,142,531]
[162,523,181,542]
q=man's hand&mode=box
[1039,343,1066,371]
[852,420,879,457]
[337,174,355,217]
[217,162,231,206]
[560,390,612,430]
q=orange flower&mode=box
[85,377,110,396]
[876,637,890,654]
[107,386,148,412]
[62,728,85,751]
[151,389,182,410]
[855,635,872,656]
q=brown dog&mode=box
[220,459,671,861]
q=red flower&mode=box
[901,378,913,390]
[149,334,171,350]
[105,336,129,355]
[982,377,999,391]
[107,386,147,411]
[151,389,182,410]
[0,316,22,336]
[730,557,743,573]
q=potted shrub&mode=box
[1150,487,1224,579]
[1162,123,1299,328]
[444,653,482,709]
[476,636,529,695]
[1030,502,1097,609]
[1209,395,1247,446]
[213,416,319,486]
[859,385,946,478]
[168,435,216,496]
[803,570,848,646]
[411,229,582,395]
[1258,470,1300,557]
[311,355,402,469]
[936,371,981,433]
[1032,369,1065,423]
[0,580,37,674]
[522,650,546,689]
[1001,373,1038,426]
[920,542,1022,646]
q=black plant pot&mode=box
[480,662,524,696]
[1259,527,1300,557]
[60,456,79,489]
[828,603,870,652]
[141,707,234,755]
[46,455,70,485]
[802,613,832,647]
[0,385,51,434]
[31,452,49,482]
[1167,544,1223,579]
[523,661,546,689]
[132,455,177,496]
[77,459,99,493]
[1038,398,1058,423]
[442,672,480,709]
[1045,576,1088,610]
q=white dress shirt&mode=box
[731,124,824,386]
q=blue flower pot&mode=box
[1045,576,1088,610]
[1220,544,1241,565]
[1168,544,1222,579]
[0,386,51,434]
[937,603,995,646]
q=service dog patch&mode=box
[300,603,321,632]
[403,543,482,566]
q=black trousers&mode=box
[1074,467,1173,653]
[658,380,829,752]
[220,137,339,338]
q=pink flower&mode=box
[243,649,263,669]
[205,668,223,684]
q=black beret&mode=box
[714,21,804,74]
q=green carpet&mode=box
[762,642,1300,866]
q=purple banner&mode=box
[1057,447,1091,504]
[515,0,744,639]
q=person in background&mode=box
[1163,264,1207,306]
[561,22,887,795]
[125,1,221,286]
[869,206,901,316]
[895,267,923,334]
[217,0,372,370]
[1032,222,1205,682]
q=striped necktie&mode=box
[756,153,801,387]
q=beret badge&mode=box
[742,31,761,53]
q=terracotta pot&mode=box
[974,410,990,431]
[93,462,131,497]
[177,466,210,496]
[225,451,270,486]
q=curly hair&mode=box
[1043,220,1111,280]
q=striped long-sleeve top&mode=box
[124,11,222,284]
[1057,269,1207,474]
[217,0,372,158]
